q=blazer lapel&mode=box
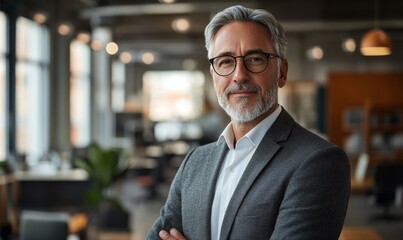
[198,140,228,240]
[219,109,295,240]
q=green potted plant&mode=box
[0,160,12,175]
[74,142,128,210]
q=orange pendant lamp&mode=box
[360,28,392,56]
[360,0,392,56]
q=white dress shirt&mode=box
[211,106,282,240]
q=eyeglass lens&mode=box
[212,52,269,76]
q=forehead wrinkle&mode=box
[212,48,269,58]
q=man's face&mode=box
[209,21,287,123]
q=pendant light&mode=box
[360,0,392,56]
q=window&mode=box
[0,11,6,161]
[70,40,91,147]
[16,17,50,166]
[143,71,205,121]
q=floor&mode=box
[123,182,170,240]
[344,195,403,240]
[129,199,165,240]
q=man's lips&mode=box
[229,90,257,96]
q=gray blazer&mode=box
[147,109,350,240]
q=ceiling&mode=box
[18,0,403,65]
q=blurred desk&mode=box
[15,169,91,211]
[351,177,374,195]
[15,168,88,181]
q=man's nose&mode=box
[232,58,249,83]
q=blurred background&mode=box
[1,0,403,239]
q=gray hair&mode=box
[204,5,287,59]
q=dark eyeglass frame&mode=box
[209,52,282,76]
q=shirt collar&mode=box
[218,105,282,149]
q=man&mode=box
[147,5,350,240]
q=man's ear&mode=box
[278,60,288,88]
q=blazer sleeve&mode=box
[145,149,192,239]
[270,145,351,240]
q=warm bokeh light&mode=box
[32,11,48,24]
[119,51,133,64]
[142,52,156,64]
[76,31,91,44]
[306,46,324,60]
[105,42,119,55]
[58,23,72,36]
[342,38,356,53]
[172,18,190,33]
[159,0,176,3]
[90,40,102,51]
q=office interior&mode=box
[1,0,403,239]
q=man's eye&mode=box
[218,58,234,66]
[248,56,264,62]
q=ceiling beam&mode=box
[79,2,258,19]
[282,20,403,32]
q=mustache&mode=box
[224,83,261,97]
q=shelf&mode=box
[343,101,403,180]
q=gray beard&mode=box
[217,82,278,123]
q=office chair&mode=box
[368,163,403,221]
[19,210,70,240]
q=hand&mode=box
[159,228,187,240]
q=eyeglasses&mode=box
[209,52,282,76]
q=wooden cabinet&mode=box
[328,72,403,179]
